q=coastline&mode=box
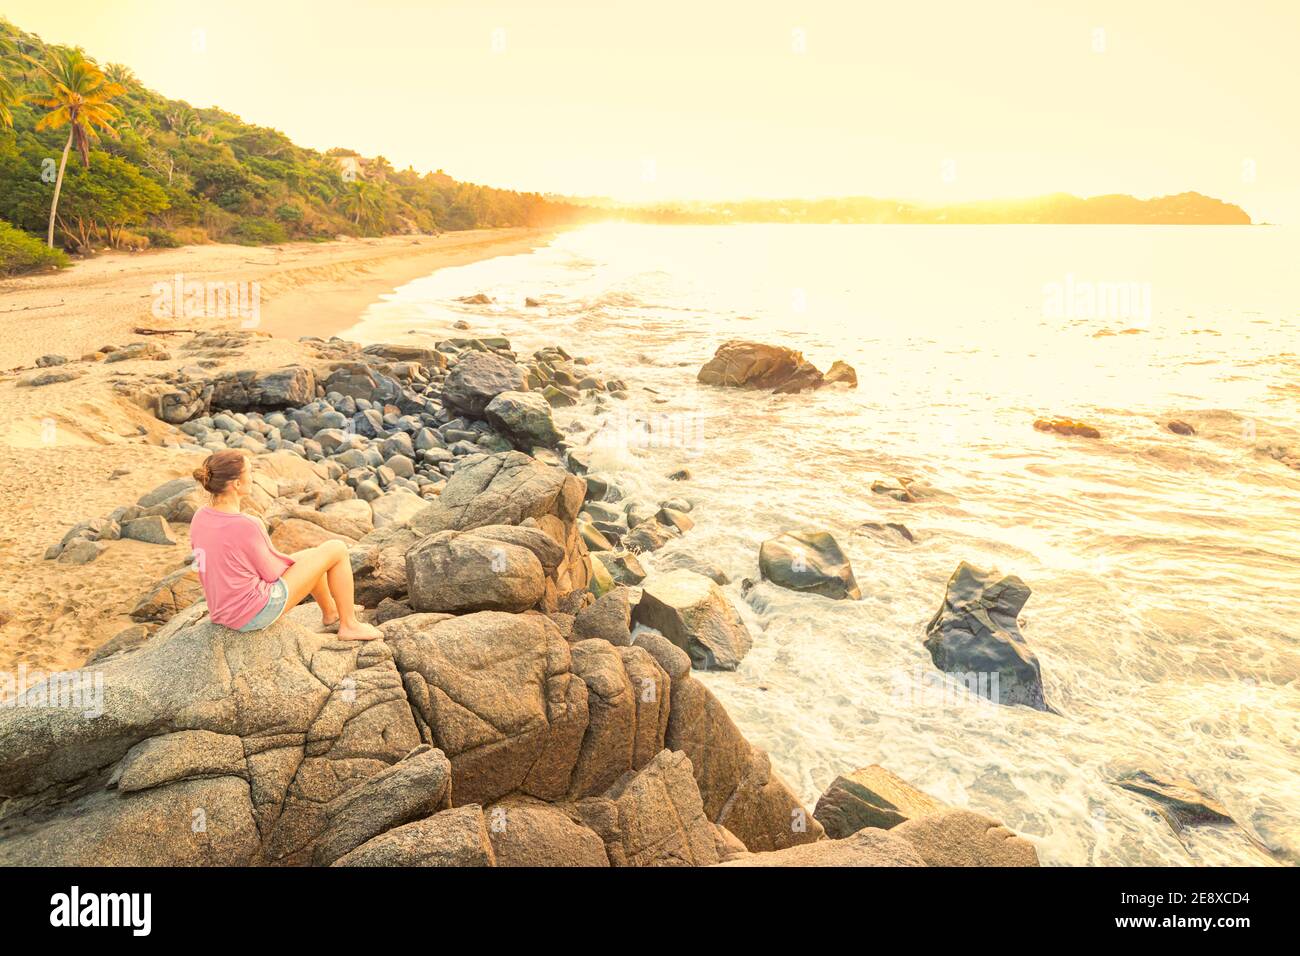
[0,227,559,674]
[0,227,560,370]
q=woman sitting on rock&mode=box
[188,449,382,640]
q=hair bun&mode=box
[192,462,212,490]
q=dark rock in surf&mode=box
[1166,420,1196,436]
[923,562,1050,711]
[1110,763,1236,833]
[759,531,861,600]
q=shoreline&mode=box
[0,226,559,674]
[0,227,560,370]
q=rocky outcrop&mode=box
[633,632,823,851]
[633,569,753,670]
[697,341,856,395]
[572,749,721,866]
[923,562,1050,711]
[759,530,861,600]
[0,614,422,866]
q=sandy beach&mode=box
[0,228,556,673]
[0,227,553,370]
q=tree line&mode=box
[0,19,593,274]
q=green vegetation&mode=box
[0,218,68,276]
[0,17,588,276]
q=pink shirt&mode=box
[189,507,295,629]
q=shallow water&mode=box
[346,223,1300,865]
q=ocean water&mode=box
[345,223,1300,866]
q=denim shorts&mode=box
[237,579,289,632]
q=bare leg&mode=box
[281,541,381,640]
[288,549,340,625]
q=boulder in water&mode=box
[1110,762,1236,833]
[697,340,853,395]
[759,530,861,600]
[923,562,1050,711]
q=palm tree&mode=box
[27,48,124,247]
[104,63,137,90]
[0,33,18,129]
[339,180,386,232]
[163,106,201,137]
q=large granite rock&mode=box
[333,805,495,867]
[891,809,1041,866]
[759,530,861,600]
[323,363,403,405]
[572,750,721,867]
[405,529,546,613]
[129,567,204,624]
[383,611,590,806]
[209,366,316,412]
[409,452,589,599]
[311,745,453,865]
[441,350,527,418]
[633,569,753,670]
[484,798,610,867]
[923,561,1050,711]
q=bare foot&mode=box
[321,605,363,633]
[337,620,383,641]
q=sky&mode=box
[5,0,1298,221]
